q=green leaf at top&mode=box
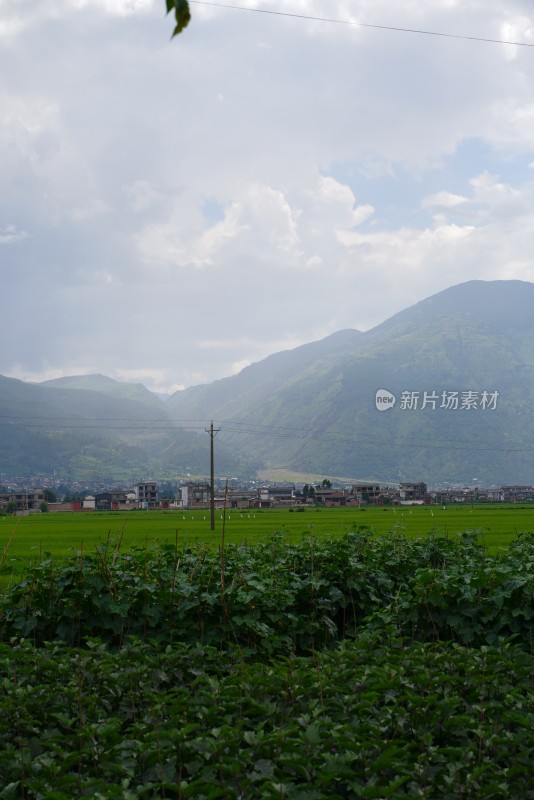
[172,0,191,36]
[166,0,175,13]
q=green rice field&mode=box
[2,503,534,571]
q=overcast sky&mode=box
[2,0,534,393]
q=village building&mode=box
[313,488,347,506]
[134,482,158,507]
[399,482,428,501]
[350,483,382,503]
[500,485,534,502]
[180,482,210,508]
[0,486,45,512]
[256,484,295,507]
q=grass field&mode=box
[2,503,534,571]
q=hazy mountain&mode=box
[0,375,256,481]
[41,374,164,412]
[167,280,534,485]
[4,280,534,485]
[166,329,363,420]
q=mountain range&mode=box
[2,279,534,485]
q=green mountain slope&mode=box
[166,329,363,420]
[4,280,534,484]
[0,375,255,480]
[40,374,164,412]
[167,280,534,485]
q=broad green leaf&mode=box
[172,0,191,36]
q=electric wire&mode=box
[1,413,533,453]
[190,1,534,48]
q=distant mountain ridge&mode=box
[40,374,164,410]
[2,280,534,484]
[166,279,534,485]
[0,373,255,480]
[165,329,363,421]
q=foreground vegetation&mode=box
[1,634,532,798]
[0,530,533,797]
[1,531,533,650]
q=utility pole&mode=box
[205,421,220,530]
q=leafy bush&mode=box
[0,531,532,652]
[0,532,532,797]
[0,635,532,798]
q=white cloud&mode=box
[75,0,154,15]
[422,191,468,209]
[124,180,164,213]
[8,365,96,383]
[2,0,534,390]
[470,171,520,201]
[500,16,534,60]
[136,198,248,269]
[71,198,111,221]
[0,225,28,244]
[229,358,252,375]
[114,367,174,392]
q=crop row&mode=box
[1,531,533,651]
[1,634,533,799]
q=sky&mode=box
[2,0,534,394]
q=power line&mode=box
[0,412,513,449]
[219,423,534,454]
[2,412,534,454]
[190,1,534,48]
